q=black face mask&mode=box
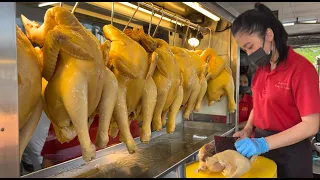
[239,86,250,95]
[247,38,272,69]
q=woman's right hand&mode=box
[233,127,252,140]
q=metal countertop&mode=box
[23,122,234,178]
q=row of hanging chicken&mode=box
[17,7,236,163]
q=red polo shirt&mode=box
[239,93,253,123]
[252,47,320,131]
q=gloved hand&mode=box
[234,137,269,158]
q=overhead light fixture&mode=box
[300,19,318,23]
[119,2,183,26]
[38,2,59,7]
[182,2,220,21]
[283,22,295,27]
[188,37,200,47]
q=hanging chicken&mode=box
[16,26,43,161]
[200,48,236,112]
[124,27,183,134]
[21,7,119,162]
[103,24,158,153]
[170,46,201,120]
[185,50,208,112]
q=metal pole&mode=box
[175,162,186,178]
[0,2,19,178]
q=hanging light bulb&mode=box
[188,37,200,47]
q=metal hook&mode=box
[71,2,79,14]
[111,2,115,26]
[148,3,154,36]
[123,2,140,31]
[195,25,200,39]
[207,27,212,48]
[183,20,191,48]
[173,14,178,46]
[152,8,164,38]
[59,2,63,7]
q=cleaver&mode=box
[214,136,238,153]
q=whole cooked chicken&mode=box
[170,47,201,120]
[205,150,251,178]
[200,48,236,112]
[103,24,158,153]
[16,26,43,161]
[186,50,208,112]
[124,27,183,133]
[21,7,118,162]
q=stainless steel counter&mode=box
[22,122,234,178]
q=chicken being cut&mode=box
[16,26,43,161]
[103,24,158,152]
[205,150,252,178]
[170,47,201,120]
[21,7,118,162]
[124,27,183,134]
[200,48,236,112]
[186,50,208,112]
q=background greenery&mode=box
[294,47,320,73]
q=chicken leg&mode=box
[95,68,118,148]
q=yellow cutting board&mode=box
[186,156,277,178]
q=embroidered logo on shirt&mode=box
[274,81,290,90]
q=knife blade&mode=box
[214,135,238,153]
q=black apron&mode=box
[254,128,313,178]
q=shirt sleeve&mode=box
[292,65,320,117]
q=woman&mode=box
[238,73,253,129]
[232,3,320,178]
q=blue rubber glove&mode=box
[234,137,269,158]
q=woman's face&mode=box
[240,75,249,87]
[234,29,274,56]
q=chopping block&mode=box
[186,156,277,178]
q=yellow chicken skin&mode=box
[205,150,252,178]
[103,24,158,153]
[16,26,43,161]
[200,48,236,112]
[170,47,201,120]
[186,50,208,112]
[124,27,183,134]
[21,7,118,162]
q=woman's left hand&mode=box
[235,137,269,158]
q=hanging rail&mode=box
[138,2,208,33]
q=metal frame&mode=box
[0,2,19,178]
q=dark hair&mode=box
[231,2,289,65]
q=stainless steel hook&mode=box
[148,3,154,36]
[152,8,164,38]
[111,2,114,26]
[123,2,140,31]
[183,20,191,48]
[207,27,212,48]
[71,2,79,14]
[173,14,178,46]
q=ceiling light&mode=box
[119,2,183,26]
[182,2,220,21]
[300,19,317,23]
[188,37,200,47]
[38,2,59,7]
[283,22,295,27]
